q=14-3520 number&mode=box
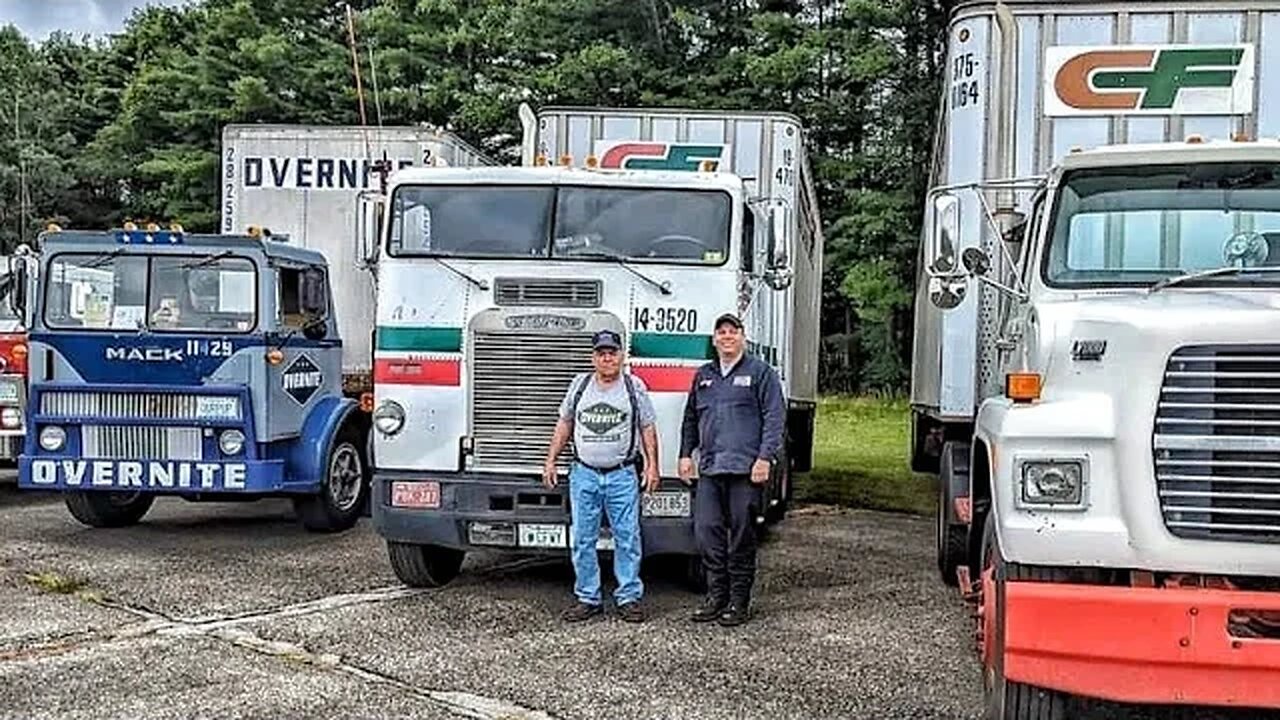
[634,307,698,333]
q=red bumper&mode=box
[1006,581,1280,708]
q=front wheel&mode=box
[387,541,465,587]
[64,491,155,528]
[980,512,1072,720]
[293,427,368,533]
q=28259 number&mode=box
[634,307,698,333]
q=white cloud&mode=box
[0,0,193,42]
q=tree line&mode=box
[0,0,955,394]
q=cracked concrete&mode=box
[4,481,1273,719]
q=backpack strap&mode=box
[623,373,640,463]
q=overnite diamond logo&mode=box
[1045,44,1254,116]
[595,141,729,172]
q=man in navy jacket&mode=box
[678,312,786,626]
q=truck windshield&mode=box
[44,253,257,333]
[1044,162,1280,287]
[388,184,731,264]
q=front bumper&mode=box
[1006,581,1280,708]
[18,456,289,494]
[371,470,697,555]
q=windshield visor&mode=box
[388,184,731,264]
[1044,162,1280,287]
[44,254,257,333]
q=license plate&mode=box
[196,396,239,419]
[519,523,567,549]
[391,481,440,509]
[643,491,691,517]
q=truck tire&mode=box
[937,441,969,587]
[387,541,465,588]
[293,425,368,533]
[979,512,1072,720]
[64,491,155,528]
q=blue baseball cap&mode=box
[592,329,622,350]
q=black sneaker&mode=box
[718,602,750,627]
[562,602,603,622]
[691,595,727,623]
[617,601,646,623]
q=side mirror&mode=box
[962,247,991,276]
[301,268,328,316]
[764,204,793,290]
[8,258,28,323]
[357,191,385,268]
[929,194,960,276]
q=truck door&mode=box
[263,263,343,442]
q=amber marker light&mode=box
[267,349,284,365]
[1005,372,1042,403]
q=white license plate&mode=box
[519,523,567,549]
[643,491,691,517]
[196,396,239,419]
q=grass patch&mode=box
[25,571,88,595]
[793,394,935,516]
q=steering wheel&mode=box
[646,234,712,258]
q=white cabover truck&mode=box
[360,104,823,588]
[220,124,493,397]
[913,0,1280,717]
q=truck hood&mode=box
[1022,289,1280,397]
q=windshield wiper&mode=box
[434,258,489,291]
[1150,265,1280,293]
[181,250,233,269]
[569,249,672,296]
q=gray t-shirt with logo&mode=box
[559,372,657,468]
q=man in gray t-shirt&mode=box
[543,329,659,623]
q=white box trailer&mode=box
[220,124,493,391]
[523,105,824,422]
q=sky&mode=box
[0,0,192,42]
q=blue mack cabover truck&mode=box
[15,226,371,532]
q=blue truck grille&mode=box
[82,425,202,461]
[40,391,241,421]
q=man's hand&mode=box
[643,465,660,493]
[542,458,559,489]
[751,458,771,485]
[678,457,696,485]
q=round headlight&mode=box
[219,429,246,456]
[373,400,405,436]
[0,407,21,429]
[39,426,66,452]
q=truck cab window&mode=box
[278,267,306,329]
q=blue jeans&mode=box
[568,462,643,606]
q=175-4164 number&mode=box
[634,307,697,333]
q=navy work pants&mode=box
[695,473,759,604]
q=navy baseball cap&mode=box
[715,312,743,330]
[592,329,622,350]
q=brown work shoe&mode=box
[562,602,603,622]
[617,601,645,623]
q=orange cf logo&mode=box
[1054,47,1245,111]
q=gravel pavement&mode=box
[1,476,1276,720]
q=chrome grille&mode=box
[41,392,240,421]
[1154,346,1280,542]
[471,330,594,469]
[82,425,202,461]
[494,278,601,308]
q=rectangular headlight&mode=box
[1019,459,1087,508]
[0,379,20,404]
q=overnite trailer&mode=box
[911,1,1280,716]
[362,104,823,587]
[220,124,493,395]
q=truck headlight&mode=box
[0,407,21,429]
[39,426,66,452]
[1019,459,1086,508]
[219,429,246,456]
[374,400,405,436]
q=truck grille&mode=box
[82,425,202,461]
[494,278,601,308]
[41,391,240,421]
[471,330,594,470]
[1154,346,1280,543]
